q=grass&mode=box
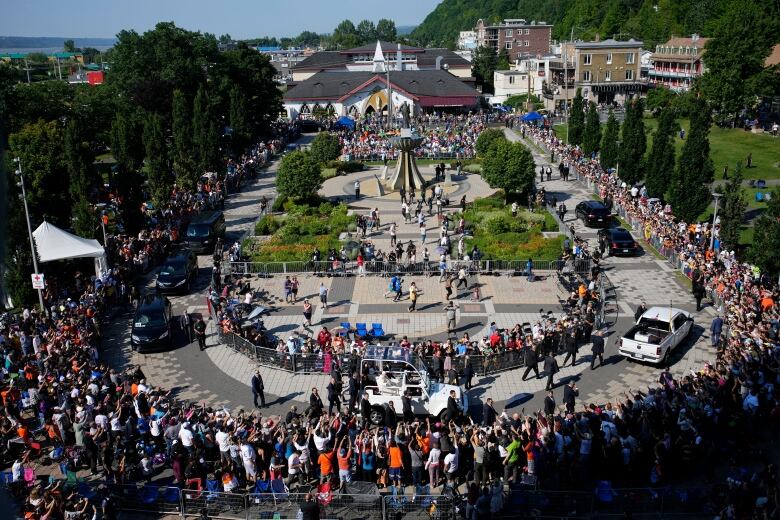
[321,168,338,180]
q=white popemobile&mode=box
[358,345,467,425]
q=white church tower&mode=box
[372,41,386,73]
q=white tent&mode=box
[32,221,108,276]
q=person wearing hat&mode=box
[251,370,266,408]
[590,330,605,370]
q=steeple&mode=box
[372,40,386,72]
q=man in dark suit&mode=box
[562,332,578,367]
[348,372,359,413]
[482,398,498,427]
[308,387,323,418]
[360,392,371,424]
[251,370,266,408]
[543,390,556,415]
[462,358,475,390]
[543,353,559,391]
[326,377,340,415]
[590,330,605,370]
[563,381,578,413]
[522,345,540,381]
[402,390,414,422]
[445,390,460,423]
[634,302,648,323]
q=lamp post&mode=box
[13,157,46,313]
[710,192,723,250]
[615,139,622,179]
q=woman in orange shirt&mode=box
[388,439,404,487]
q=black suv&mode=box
[575,200,611,228]
[156,248,198,294]
[598,227,638,256]
[131,295,173,352]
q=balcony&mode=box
[648,69,696,78]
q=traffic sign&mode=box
[31,273,45,290]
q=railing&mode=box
[229,258,592,277]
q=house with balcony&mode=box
[475,19,552,62]
[574,38,646,105]
[649,34,710,91]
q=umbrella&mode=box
[521,111,543,122]
[246,306,267,321]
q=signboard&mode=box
[31,273,45,290]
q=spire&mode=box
[372,40,386,72]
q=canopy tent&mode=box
[333,116,356,130]
[32,221,108,277]
[521,111,544,122]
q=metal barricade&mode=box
[112,484,182,515]
[182,489,247,519]
[384,493,453,520]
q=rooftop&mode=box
[575,38,644,50]
[293,47,471,71]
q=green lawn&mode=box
[553,118,780,180]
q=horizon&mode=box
[1,0,438,40]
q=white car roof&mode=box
[641,306,689,322]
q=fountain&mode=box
[385,102,426,192]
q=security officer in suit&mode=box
[543,353,559,391]
[590,330,606,370]
[251,370,266,408]
[563,381,578,413]
[543,390,556,415]
[522,345,540,381]
[562,332,578,367]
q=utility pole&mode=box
[14,157,46,314]
[710,193,723,250]
[564,25,574,144]
[24,58,31,84]
[386,64,393,130]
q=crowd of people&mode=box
[339,113,496,161]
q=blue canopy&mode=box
[521,111,544,122]
[334,116,356,130]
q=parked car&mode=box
[618,307,693,364]
[598,227,639,256]
[575,200,611,227]
[131,295,173,353]
[156,248,198,294]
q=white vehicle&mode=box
[618,307,694,364]
[359,345,468,425]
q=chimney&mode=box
[435,55,443,70]
[594,33,600,42]
[397,43,402,71]
[691,33,699,42]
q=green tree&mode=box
[600,109,620,170]
[645,86,677,116]
[63,39,77,52]
[192,85,221,175]
[356,20,377,44]
[475,128,506,157]
[472,45,498,94]
[376,19,397,42]
[171,89,196,188]
[496,48,510,71]
[293,31,321,48]
[331,20,360,49]
[749,187,780,275]
[617,98,646,185]
[276,151,322,199]
[668,97,715,223]
[229,85,251,154]
[699,0,780,123]
[644,106,676,199]
[568,88,585,146]
[309,132,342,165]
[481,138,536,200]
[719,161,747,251]
[63,119,97,238]
[110,111,145,173]
[143,112,171,205]
[582,101,601,156]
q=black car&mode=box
[598,227,639,256]
[575,200,611,228]
[156,249,198,294]
[131,295,173,352]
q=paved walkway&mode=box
[101,132,720,421]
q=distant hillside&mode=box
[411,0,733,49]
[0,36,115,52]
[396,25,417,36]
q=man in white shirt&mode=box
[215,428,231,464]
[178,422,194,452]
[286,450,302,489]
[444,446,459,491]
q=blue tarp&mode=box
[334,116,356,130]
[521,111,544,121]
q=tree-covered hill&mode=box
[411,0,736,49]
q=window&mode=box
[583,70,591,82]
[508,75,515,84]
[524,28,530,35]
[626,52,635,64]
[625,69,634,80]
[505,42,513,49]
[525,40,530,47]
[583,53,592,65]
[606,52,612,64]
[604,70,611,81]
[505,29,513,37]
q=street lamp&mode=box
[13,157,46,313]
[710,192,723,250]
[615,139,622,179]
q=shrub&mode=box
[484,214,512,235]
[326,160,364,174]
[475,128,506,157]
[463,163,482,174]
[255,216,281,235]
[309,132,342,164]
[277,150,322,199]
[271,195,287,212]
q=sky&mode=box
[1,0,441,39]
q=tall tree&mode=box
[617,98,646,185]
[496,48,510,71]
[331,20,360,49]
[356,20,377,44]
[472,45,498,94]
[668,97,715,223]
[644,106,676,199]
[475,128,506,157]
[375,19,397,42]
[480,139,536,201]
[719,162,747,252]
[568,88,585,146]
[63,39,77,52]
[309,132,342,165]
[229,85,251,155]
[192,85,221,175]
[143,112,171,205]
[171,89,196,188]
[600,109,620,170]
[276,151,322,199]
[749,187,780,275]
[582,101,601,156]
[63,119,97,238]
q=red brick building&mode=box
[475,19,552,61]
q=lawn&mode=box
[553,118,780,180]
